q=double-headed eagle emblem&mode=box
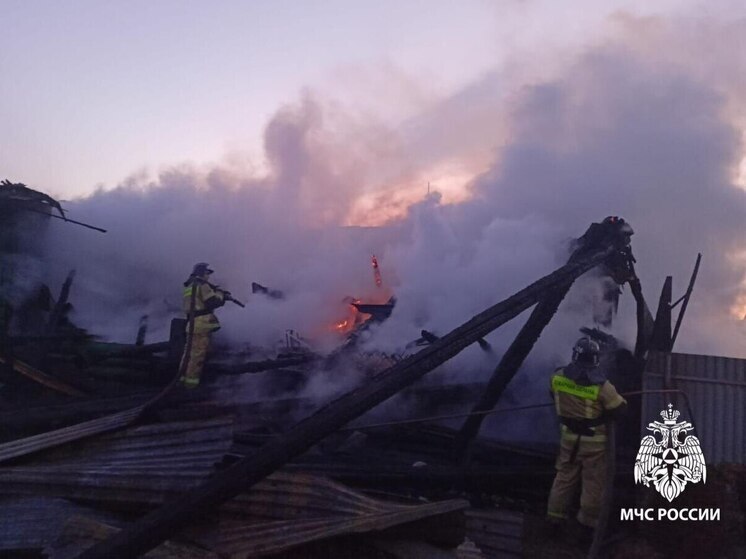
[634,403,706,502]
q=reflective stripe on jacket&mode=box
[550,368,625,443]
[183,279,224,333]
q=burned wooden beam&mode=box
[0,358,181,462]
[90,341,170,360]
[78,237,619,559]
[0,355,85,397]
[452,283,572,460]
[671,253,701,349]
[231,355,314,374]
[47,270,76,336]
[352,300,395,321]
[453,220,638,459]
[36,270,77,366]
[421,329,492,353]
[650,276,673,352]
[628,277,654,360]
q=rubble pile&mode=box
[2,181,744,558]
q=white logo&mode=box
[634,403,706,502]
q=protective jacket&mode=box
[550,367,625,444]
[547,366,626,527]
[182,277,225,333]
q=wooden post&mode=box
[650,276,673,352]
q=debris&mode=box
[47,516,217,559]
[78,234,619,558]
[135,315,149,346]
[1,179,106,232]
[251,282,285,300]
[4,203,734,558]
[0,355,85,397]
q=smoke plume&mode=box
[43,12,746,399]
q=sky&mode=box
[3,0,746,369]
[0,0,721,199]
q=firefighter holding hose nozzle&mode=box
[179,262,243,388]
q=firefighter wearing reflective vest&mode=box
[547,337,626,531]
[180,263,226,388]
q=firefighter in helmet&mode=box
[546,337,627,537]
[180,263,226,388]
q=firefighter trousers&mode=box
[547,437,607,528]
[180,331,211,386]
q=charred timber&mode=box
[77,234,621,559]
[352,302,395,321]
[650,276,673,352]
[453,219,637,459]
[229,355,314,374]
[86,342,170,362]
[0,392,156,439]
[0,355,85,397]
[421,329,492,353]
[453,283,573,460]
[47,270,76,336]
[671,253,702,349]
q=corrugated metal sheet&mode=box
[0,417,234,504]
[0,420,468,559]
[0,406,144,464]
[198,500,468,557]
[0,496,122,551]
[0,391,158,440]
[643,351,746,464]
[219,470,463,520]
[464,508,523,558]
[184,470,469,557]
[47,515,219,559]
[0,373,183,464]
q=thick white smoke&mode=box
[43,13,746,381]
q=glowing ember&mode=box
[329,297,364,335]
[372,254,383,287]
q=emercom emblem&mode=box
[634,403,706,502]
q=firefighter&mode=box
[546,337,627,538]
[179,263,226,388]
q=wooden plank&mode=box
[671,253,701,348]
[0,355,85,397]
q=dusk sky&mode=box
[2,0,726,199]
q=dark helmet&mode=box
[572,337,601,368]
[191,262,214,277]
[603,215,634,237]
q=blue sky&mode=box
[0,0,728,198]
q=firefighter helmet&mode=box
[191,262,214,277]
[572,337,601,367]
